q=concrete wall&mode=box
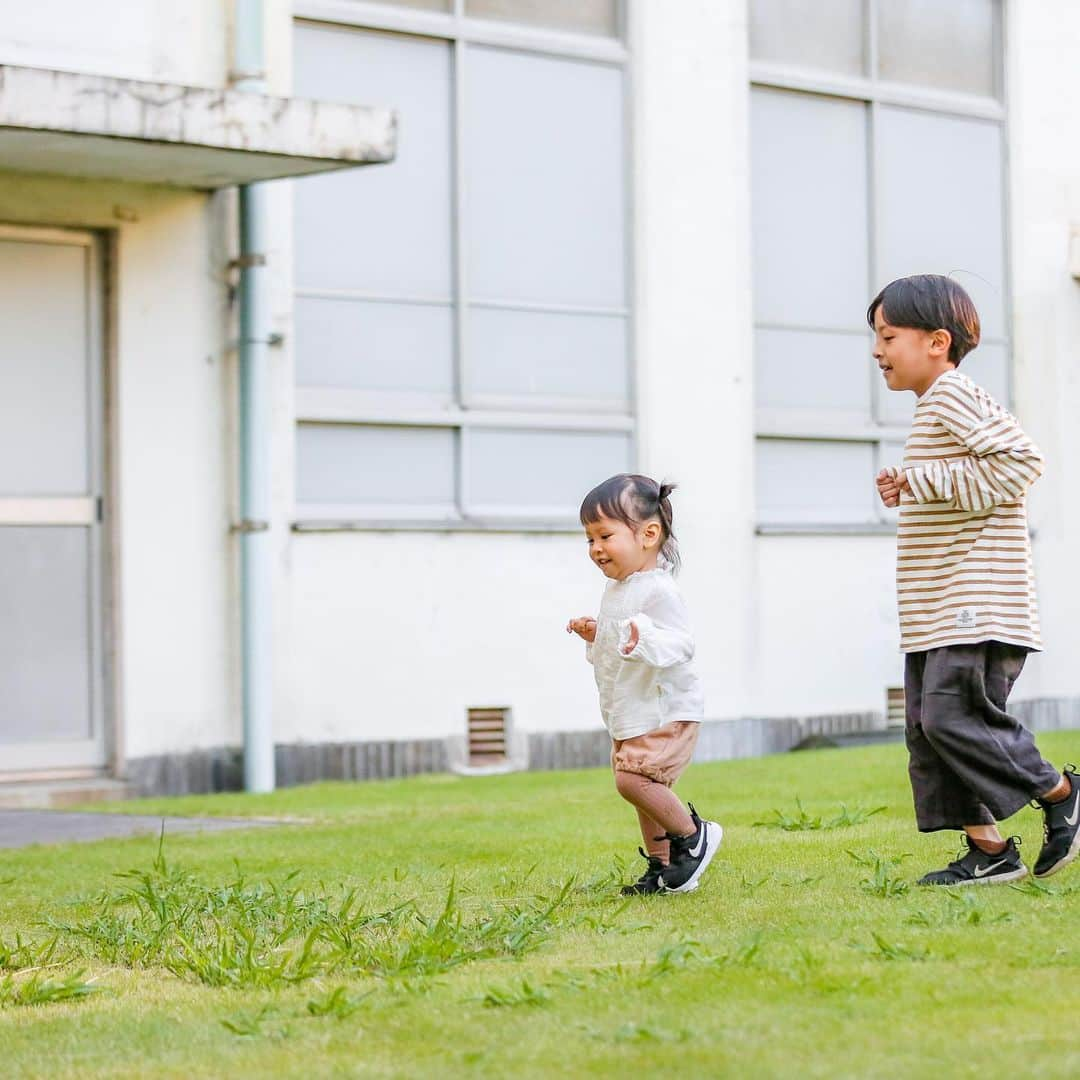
[0,174,236,760]
[269,0,1080,759]
[1005,0,1080,703]
[4,1,1078,779]
[0,0,229,87]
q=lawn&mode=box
[2,733,1079,1079]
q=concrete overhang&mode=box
[0,65,396,189]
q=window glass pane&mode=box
[756,439,877,525]
[466,48,625,308]
[467,307,628,408]
[751,89,868,330]
[466,0,618,37]
[875,107,1006,340]
[465,429,631,517]
[293,25,452,296]
[0,240,89,496]
[750,0,864,76]
[755,328,872,419]
[877,0,996,97]
[296,424,456,512]
[295,296,453,403]
[0,526,91,741]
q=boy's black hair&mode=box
[866,274,980,365]
[579,473,680,572]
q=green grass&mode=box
[2,733,1079,1079]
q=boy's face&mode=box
[872,307,953,397]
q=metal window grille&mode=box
[467,707,509,765]
[886,686,905,729]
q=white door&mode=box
[0,226,106,775]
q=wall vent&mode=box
[467,707,509,767]
[886,686,906,729]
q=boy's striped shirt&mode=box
[897,369,1043,654]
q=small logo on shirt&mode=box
[956,608,977,630]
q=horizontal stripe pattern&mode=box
[897,370,1043,652]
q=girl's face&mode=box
[583,514,661,581]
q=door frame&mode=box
[0,223,115,778]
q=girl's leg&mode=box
[636,807,669,864]
[615,769,694,840]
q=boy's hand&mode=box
[566,617,597,643]
[876,467,911,508]
[621,620,639,656]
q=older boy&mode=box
[871,274,1078,885]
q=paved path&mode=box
[0,811,275,850]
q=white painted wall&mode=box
[0,0,229,87]
[272,0,1080,752]
[1005,0,1080,703]
[5,1,1078,770]
[271,2,761,749]
[0,174,236,759]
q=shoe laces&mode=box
[636,847,663,874]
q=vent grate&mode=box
[886,686,906,729]
[467,707,509,766]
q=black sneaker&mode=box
[917,835,1028,887]
[657,804,722,894]
[620,848,666,896]
[1034,765,1080,878]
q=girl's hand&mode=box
[566,617,597,643]
[621,620,639,655]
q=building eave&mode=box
[0,65,397,189]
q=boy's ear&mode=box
[929,328,952,358]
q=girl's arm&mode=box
[619,586,695,668]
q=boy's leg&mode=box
[904,648,996,835]
[908,642,1063,886]
[918,643,1060,822]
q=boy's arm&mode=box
[619,586,695,668]
[903,382,1044,512]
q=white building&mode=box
[1,1,1078,803]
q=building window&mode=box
[291,4,629,528]
[749,0,1007,531]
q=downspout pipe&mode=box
[233,0,275,792]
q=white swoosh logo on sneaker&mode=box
[688,829,706,859]
[973,859,1007,878]
[1065,791,1080,828]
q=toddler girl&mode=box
[567,473,721,894]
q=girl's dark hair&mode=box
[579,473,680,572]
[866,274,980,365]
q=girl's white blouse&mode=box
[585,568,704,741]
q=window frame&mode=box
[291,0,634,532]
[750,0,1011,535]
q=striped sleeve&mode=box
[903,378,1044,512]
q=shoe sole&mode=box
[665,822,722,894]
[1034,827,1080,879]
[920,864,1028,887]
